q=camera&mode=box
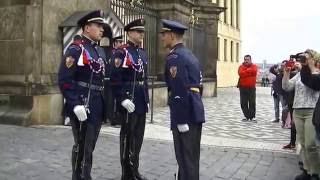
[290,53,307,63]
[283,59,295,68]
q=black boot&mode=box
[295,170,311,180]
[311,174,320,180]
[135,172,148,180]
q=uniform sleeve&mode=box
[300,66,320,90]
[166,54,189,124]
[58,44,82,109]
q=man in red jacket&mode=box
[238,55,258,122]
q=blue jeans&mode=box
[273,93,287,120]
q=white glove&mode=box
[177,124,189,133]
[121,99,135,113]
[147,103,150,113]
[73,105,87,122]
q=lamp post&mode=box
[189,8,199,26]
[130,0,143,7]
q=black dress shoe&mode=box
[242,118,248,122]
[272,119,280,123]
[135,172,148,180]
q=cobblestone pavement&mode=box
[0,87,301,180]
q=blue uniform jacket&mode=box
[58,35,106,122]
[110,41,149,114]
[165,43,205,129]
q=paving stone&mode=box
[0,87,301,179]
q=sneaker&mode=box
[242,118,249,122]
[251,118,257,123]
[272,119,280,123]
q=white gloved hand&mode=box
[121,99,135,113]
[177,124,189,133]
[147,103,150,113]
[73,105,87,122]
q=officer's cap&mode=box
[160,19,188,35]
[113,35,124,42]
[124,19,145,32]
[77,10,106,27]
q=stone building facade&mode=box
[213,0,241,87]
[0,0,224,125]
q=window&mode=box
[224,39,227,62]
[231,0,234,26]
[236,42,239,62]
[231,41,234,62]
[224,0,228,24]
[236,0,240,29]
[217,37,220,61]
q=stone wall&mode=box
[0,0,110,125]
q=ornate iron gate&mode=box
[110,0,159,76]
[188,26,206,71]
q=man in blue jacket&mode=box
[160,19,205,180]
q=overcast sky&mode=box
[241,0,320,64]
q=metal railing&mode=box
[110,0,159,76]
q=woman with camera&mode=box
[282,49,320,180]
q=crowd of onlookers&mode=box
[238,49,320,180]
[269,49,320,180]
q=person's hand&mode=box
[147,103,150,113]
[177,124,189,133]
[121,99,135,113]
[73,105,87,121]
[283,66,291,73]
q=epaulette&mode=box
[68,37,83,51]
[119,44,129,49]
[166,53,178,60]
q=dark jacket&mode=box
[270,65,286,95]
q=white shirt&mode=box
[282,72,320,109]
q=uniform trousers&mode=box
[70,115,102,180]
[119,112,146,180]
[172,123,202,180]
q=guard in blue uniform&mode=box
[160,19,205,180]
[110,19,149,180]
[58,10,108,180]
[108,35,125,126]
[101,24,115,125]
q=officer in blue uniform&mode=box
[110,19,149,180]
[58,10,108,180]
[160,19,205,180]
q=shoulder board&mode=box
[68,44,81,51]
[166,53,178,60]
[119,44,129,49]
